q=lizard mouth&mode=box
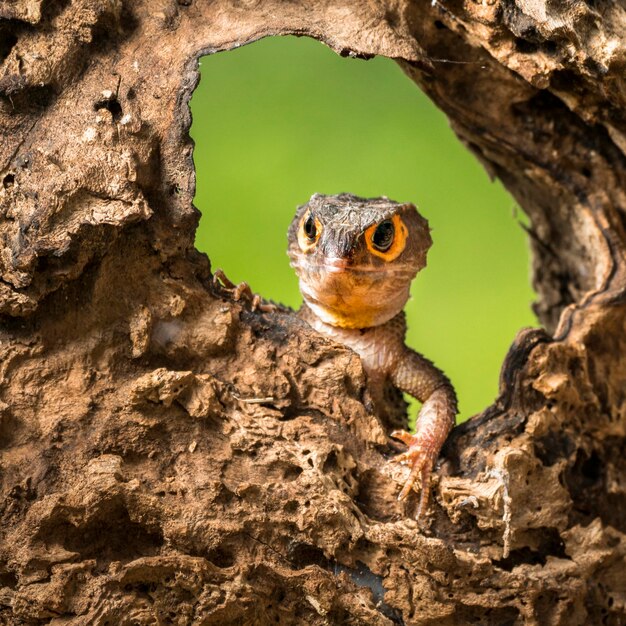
[290,257,416,278]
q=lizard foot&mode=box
[390,429,438,519]
[212,269,278,313]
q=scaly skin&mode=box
[289,193,458,518]
[300,306,456,518]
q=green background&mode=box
[190,36,536,423]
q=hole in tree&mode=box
[0,569,17,589]
[0,29,17,64]
[206,545,235,568]
[94,94,123,122]
[542,40,558,55]
[580,450,603,485]
[190,36,536,422]
[514,38,539,54]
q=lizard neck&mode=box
[298,305,407,382]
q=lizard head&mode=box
[287,193,432,329]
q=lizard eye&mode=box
[371,220,394,251]
[365,214,408,261]
[297,210,322,251]
[304,215,317,241]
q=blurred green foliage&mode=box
[191,36,536,423]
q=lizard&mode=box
[212,192,457,518]
[287,193,458,518]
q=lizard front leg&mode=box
[389,349,457,518]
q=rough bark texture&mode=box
[1,1,625,624]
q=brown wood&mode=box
[1,1,625,623]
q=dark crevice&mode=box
[0,29,17,64]
[322,450,338,473]
[0,410,21,449]
[542,40,558,55]
[206,546,235,568]
[285,543,403,624]
[565,442,626,533]
[287,542,330,569]
[36,502,163,571]
[514,38,538,54]
[94,95,123,122]
[0,83,56,111]
[534,429,576,467]
[0,570,18,589]
[494,528,567,571]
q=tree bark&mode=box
[1,1,625,624]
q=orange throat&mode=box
[298,269,410,329]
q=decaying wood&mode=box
[1,1,626,624]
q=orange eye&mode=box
[365,214,407,261]
[297,211,322,252]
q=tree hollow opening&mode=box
[190,35,536,421]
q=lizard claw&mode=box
[390,429,437,519]
[212,268,236,291]
[390,429,415,447]
[212,269,278,313]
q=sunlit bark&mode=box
[1,1,625,623]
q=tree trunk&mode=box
[1,1,625,624]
